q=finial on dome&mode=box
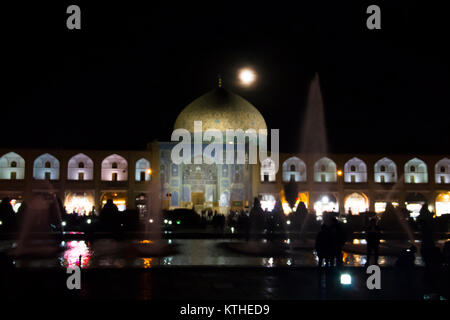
[217,74,223,88]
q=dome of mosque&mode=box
[174,85,267,133]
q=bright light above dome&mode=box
[238,68,256,85]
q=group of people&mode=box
[315,215,348,267]
[200,209,227,231]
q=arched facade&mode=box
[313,194,338,217]
[404,158,428,184]
[314,157,337,182]
[260,158,276,182]
[282,157,306,182]
[33,153,60,180]
[67,153,94,180]
[374,157,397,183]
[101,154,128,181]
[435,192,450,216]
[135,158,151,181]
[0,152,25,180]
[344,192,369,214]
[435,158,450,184]
[344,157,367,183]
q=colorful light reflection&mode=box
[62,241,91,268]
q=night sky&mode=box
[2,1,449,154]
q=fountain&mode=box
[10,188,64,259]
[123,168,177,257]
[296,73,328,240]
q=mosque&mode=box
[0,76,449,219]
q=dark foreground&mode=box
[1,266,447,300]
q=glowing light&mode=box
[406,203,422,218]
[337,170,343,176]
[65,193,94,215]
[86,219,91,224]
[286,220,291,225]
[164,219,168,224]
[149,219,154,223]
[314,196,337,217]
[238,68,256,85]
[101,198,127,212]
[344,193,369,215]
[139,240,153,244]
[61,221,67,226]
[280,190,309,215]
[168,220,173,225]
[146,168,152,175]
[9,199,21,213]
[436,192,450,216]
[0,220,2,226]
[261,194,276,212]
[176,220,181,225]
[142,258,152,268]
[340,273,352,285]
[62,241,91,268]
[375,202,387,213]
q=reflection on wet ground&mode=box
[0,238,441,269]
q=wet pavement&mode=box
[1,238,448,300]
[1,265,440,300]
[0,238,434,268]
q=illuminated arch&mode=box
[435,192,450,216]
[282,157,306,182]
[344,192,369,215]
[435,158,450,184]
[260,158,276,182]
[314,157,337,182]
[313,194,338,217]
[101,154,128,181]
[0,152,25,180]
[33,153,60,180]
[374,157,397,183]
[404,158,428,183]
[135,158,151,181]
[67,153,94,180]
[344,157,367,183]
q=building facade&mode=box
[1,77,449,218]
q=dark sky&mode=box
[2,1,449,154]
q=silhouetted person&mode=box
[249,198,264,235]
[331,217,347,267]
[315,224,333,267]
[366,218,381,265]
[99,199,119,232]
[0,197,16,232]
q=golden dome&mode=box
[174,87,267,133]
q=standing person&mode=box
[208,209,213,221]
[331,217,347,267]
[366,218,381,266]
[315,224,332,267]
